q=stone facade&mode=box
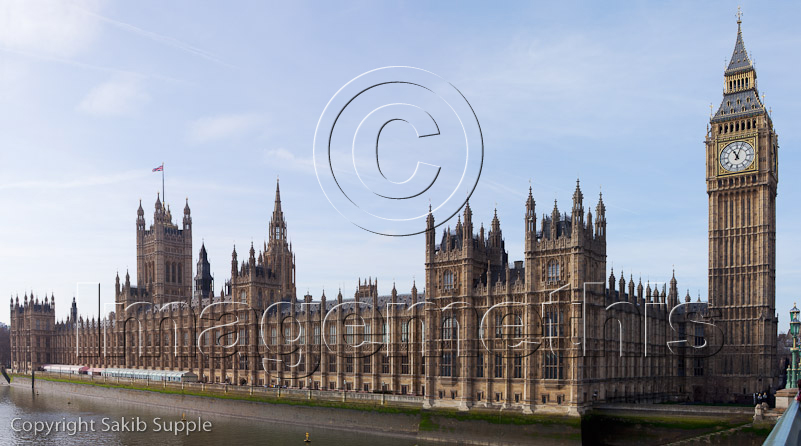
[9,19,778,414]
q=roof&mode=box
[725,22,752,75]
[712,89,764,123]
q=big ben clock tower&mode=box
[706,13,779,402]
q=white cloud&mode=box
[82,9,233,68]
[77,75,150,116]
[187,113,266,144]
[0,0,102,57]
[263,147,314,174]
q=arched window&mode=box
[547,260,560,282]
[328,325,336,345]
[401,321,409,343]
[177,263,182,284]
[240,290,246,303]
[443,271,454,291]
[442,317,456,340]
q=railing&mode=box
[27,371,424,407]
[764,399,800,445]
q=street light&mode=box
[786,304,800,389]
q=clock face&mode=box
[720,141,755,173]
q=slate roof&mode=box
[725,22,752,75]
[712,89,764,123]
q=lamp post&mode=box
[786,304,800,389]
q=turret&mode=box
[608,268,616,296]
[628,275,635,303]
[425,205,435,262]
[231,246,238,278]
[637,278,644,301]
[668,271,678,308]
[183,198,192,230]
[572,179,584,230]
[550,200,559,239]
[595,192,606,238]
[137,199,145,232]
[463,201,473,245]
[249,242,256,268]
[490,208,502,248]
[525,187,536,246]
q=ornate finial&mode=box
[736,6,742,24]
[709,103,713,118]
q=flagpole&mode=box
[162,162,165,205]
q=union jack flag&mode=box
[152,164,163,172]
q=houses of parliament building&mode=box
[9,17,779,415]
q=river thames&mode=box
[0,384,435,446]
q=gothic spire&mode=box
[726,12,752,75]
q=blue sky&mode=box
[1,1,799,331]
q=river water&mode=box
[0,384,429,446]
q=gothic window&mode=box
[345,325,354,345]
[505,313,522,338]
[494,354,503,378]
[513,354,522,379]
[382,354,390,373]
[362,356,371,373]
[177,263,182,284]
[544,309,561,337]
[401,321,409,343]
[544,351,562,380]
[258,290,263,308]
[443,270,454,291]
[476,353,484,378]
[271,328,277,345]
[401,355,410,374]
[313,325,320,345]
[328,354,337,373]
[440,352,452,377]
[345,356,353,373]
[239,328,246,346]
[299,326,305,345]
[328,325,336,345]
[442,317,456,340]
[693,358,704,376]
[382,322,388,344]
[494,313,503,339]
[547,260,560,283]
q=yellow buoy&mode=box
[304,432,311,443]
